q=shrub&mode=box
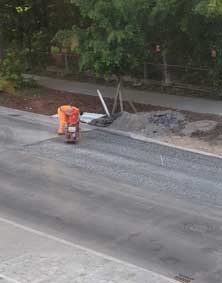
[0,49,25,88]
[0,78,15,94]
[51,46,60,54]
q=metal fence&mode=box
[142,62,214,93]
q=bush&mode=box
[0,49,25,88]
[51,46,60,54]
[0,49,39,93]
[0,79,16,94]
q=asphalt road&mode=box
[0,106,222,283]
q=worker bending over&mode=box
[57,105,79,135]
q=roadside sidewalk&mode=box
[0,216,176,283]
[25,74,222,116]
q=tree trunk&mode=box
[64,53,69,73]
[112,78,122,114]
[162,49,171,85]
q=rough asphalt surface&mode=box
[0,106,222,283]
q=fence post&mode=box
[64,53,69,73]
[162,50,171,85]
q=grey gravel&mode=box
[111,111,185,138]
[23,130,222,208]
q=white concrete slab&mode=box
[80,112,105,124]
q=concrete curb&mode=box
[98,127,222,160]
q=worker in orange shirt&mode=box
[57,105,80,135]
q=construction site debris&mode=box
[111,111,185,137]
[89,113,121,127]
[80,112,105,124]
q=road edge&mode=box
[98,127,222,160]
[1,105,221,161]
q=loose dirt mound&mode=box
[181,120,218,136]
[111,111,185,137]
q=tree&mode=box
[72,0,154,112]
[72,0,153,111]
[1,0,222,88]
[193,0,222,86]
[194,0,222,17]
[73,0,151,79]
[0,0,79,66]
[143,0,222,86]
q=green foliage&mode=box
[51,46,60,54]
[1,0,222,87]
[0,49,38,92]
[0,49,25,87]
[15,5,31,14]
[145,0,222,86]
[194,0,222,18]
[72,0,222,86]
[73,0,151,78]
[0,0,80,66]
[53,30,79,51]
[0,78,15,94]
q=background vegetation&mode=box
[0,0,222,89]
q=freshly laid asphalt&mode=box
[0,106,222,282]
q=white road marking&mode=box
[0,273,22,283]
[160,155,164,166]
[0,215,177,283]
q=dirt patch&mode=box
[0,87,166,116]
[191,123,222,143]
[163,135,222,155]
[1,87,222,121]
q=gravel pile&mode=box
[111,111,185,137]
